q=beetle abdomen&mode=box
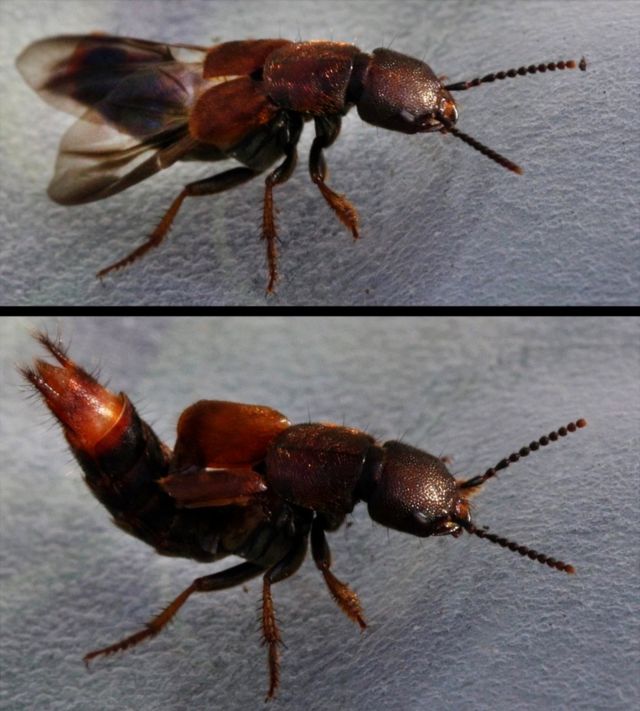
[265,423,375,519]
[24,335,235,561]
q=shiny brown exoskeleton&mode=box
[17,36,587,291]
[23,333,587,699]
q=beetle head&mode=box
[365,441,467,537]
[357,52,586,174]
[364,420,587,573]
[356,48,458,134]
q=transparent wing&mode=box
[16,34,207,117]
[47,118,199,205]
[16,34,224,204]
[47,62,209,204]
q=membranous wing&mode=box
[17,35,223,204]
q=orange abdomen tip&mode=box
[22,333,125,454]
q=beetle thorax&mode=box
[263,41,362,115]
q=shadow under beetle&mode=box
[23,333,587,698]
[17,36,586,291]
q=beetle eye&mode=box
[414,510,432,525]
[413,510,462,537]
[413,510,447,534]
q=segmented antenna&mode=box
[445,57,587,92]
[439,58,586,173]
[458,519,575,574]
[460,418,587,490]
[438,116,523,174]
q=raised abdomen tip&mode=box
[22,333,125,453]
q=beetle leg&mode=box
[311,516,366,629]
[262,142,298,293]
[309,115,360,239]
[261,534,308,699]
[83,561,265,664]
[96,166,261,278]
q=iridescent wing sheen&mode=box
[45,64,207,204]
[16,34,208,117]
[17,35,219,204]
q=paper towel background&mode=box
[2,317,638,710]
[2,0,638,305]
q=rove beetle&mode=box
[23,333,587,699]
[17,36,587,291]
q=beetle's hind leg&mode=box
[96,167,261,279]
[83,561,264,664]
[311,516,366,629]
[309,116,360,240]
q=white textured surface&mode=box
[1,0,638,305]
[2,317,639,710]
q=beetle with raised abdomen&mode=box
[23,333,587,699]
[17,35,586,290]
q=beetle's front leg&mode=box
[311,516,366,629]
[261,534,308,700]
[97,166,261,278]
[309,116,360,239]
